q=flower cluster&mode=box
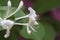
[0,0,38,38]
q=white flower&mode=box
[0,0,23,38]
[0,0,38,38]
[0,20,14,38]
[15,7,38,34]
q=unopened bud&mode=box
[7,0,11,7]
[27,30,31,34]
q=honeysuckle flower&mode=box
[15,7,38,34]
[0,0,38,38]
[1,20,14,38]
[0,0,23,38]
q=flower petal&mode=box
[4,29,10,38]
[28,7,37,17]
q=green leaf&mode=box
[14,10,26,18]
[33,0,60,13]
[0,6,25,21]
[14,9,26,23]
[40,22,55,40]
[20,22,45,40]
[20,21,55,40]
[0,6,7,19]
[0,0,21,7]
[0,6,16,19]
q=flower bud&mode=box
[7,0,11,7]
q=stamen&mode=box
[29,17,38,25]
[15,23,28,25]
[15,15,29,21]
[4,29,10,38]
[29,25,37,32]
[34,21,38,25]
[27,26,31,34]
[4,0,11,20]
[5,1,23,19]
[15,7,37,21]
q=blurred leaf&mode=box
[14,10,26,18]
[39,16,55,40]
[20,20,55,40]
[40,21,55,40]
[41,15,60,32]
[20,22,45,40]
[0,6,16,19]
[0,6,7,19]
[14,8,26,23]
[33,0,60,13]
[0,6,25,19]
[0,0,21,7]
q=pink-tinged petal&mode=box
[36,14,43,20]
